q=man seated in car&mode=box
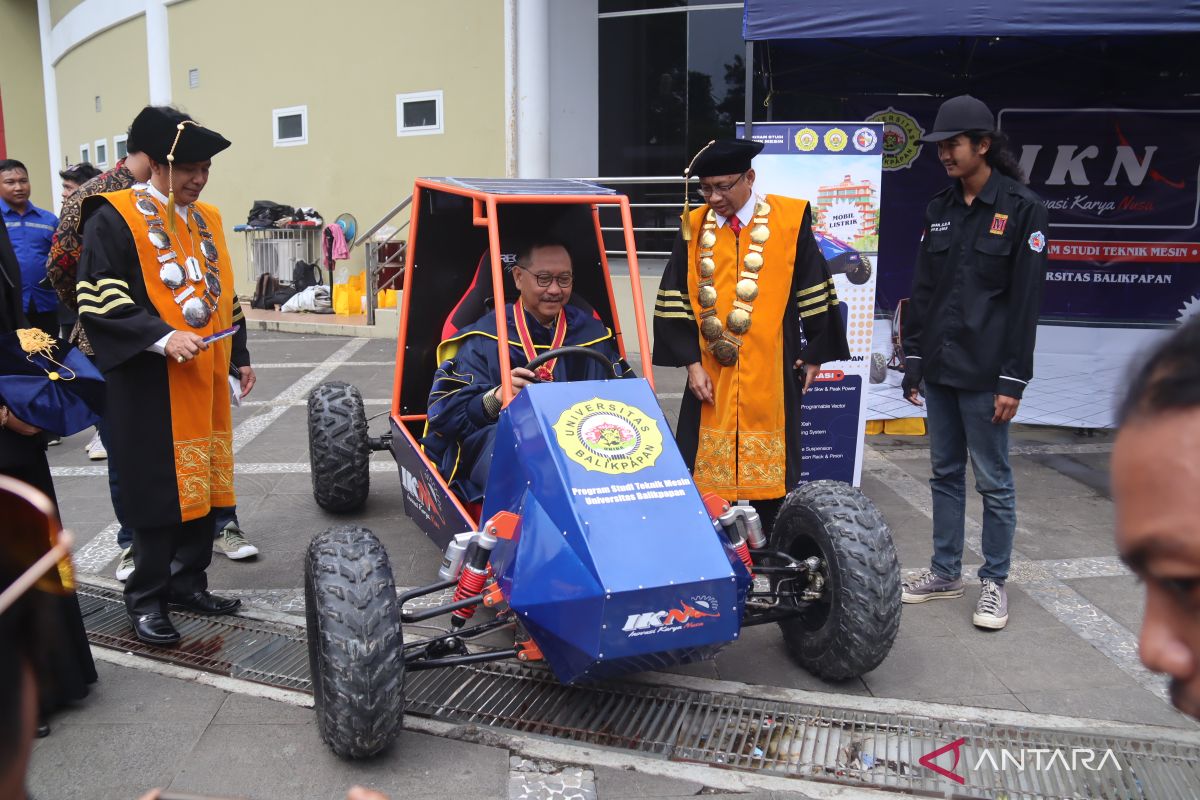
[423,239,632,503]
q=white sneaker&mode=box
[86,432,107,461]
[214,523,259,560]
[114,547,135,581]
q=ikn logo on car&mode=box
[622,596,719,638]
[919,737,1123,785]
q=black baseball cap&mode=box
[919,95,996,143]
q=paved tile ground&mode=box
[26,329,1199,799]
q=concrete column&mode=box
[145,0,171,105]
[514,0,550,178]
[36,0,62,212]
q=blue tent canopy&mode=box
[743,0,1200,40]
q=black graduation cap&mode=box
[129,106,231,164]
[688,138,764,178]
[680,138,765,241]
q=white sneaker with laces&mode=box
[114,547,135,581]
[214,523,259,560]
[86,432,107,460]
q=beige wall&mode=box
[168,0,507,293]
[55,15,149,180]
[49,0,85,27]
[0,0,52,209]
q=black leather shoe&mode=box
[36,719,50,738]
[129,612,181,646]
[168,591,241,616]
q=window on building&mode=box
[396,90,443,137]
[94,139,108,167]
[114,134,128,160]
[188,68,200,89]
[80,144,90,165]
[273,106,308,147]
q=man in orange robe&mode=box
[77,108,247,646]
[653,139,849,529]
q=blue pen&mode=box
[202,324,240,344]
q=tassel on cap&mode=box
[681,140,715,242]
[165,121,197,235]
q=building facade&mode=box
[3,0,612,292]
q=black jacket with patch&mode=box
[902,169,1049,399]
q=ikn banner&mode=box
[740,121,884,486]
[849,101,1200,428]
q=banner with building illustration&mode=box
[740,121,884,486]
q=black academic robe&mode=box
[1,219,50,472]
[423,303,631,503]
[652,206,850,493]
[1,221,97,712]
[76,203,249,528]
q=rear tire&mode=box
[305,526,405,759]
[308,381,370,512]
[771,480,900,680]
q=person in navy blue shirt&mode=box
[0,160,59,339]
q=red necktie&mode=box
[728,216,742,235]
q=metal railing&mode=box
[585,176,690,258]
[357,195,413,325]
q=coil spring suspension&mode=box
[451,566,488,624]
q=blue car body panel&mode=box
[481,378,751,684]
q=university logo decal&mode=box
[554,399,663,475]
[867,107,924,171]
[794,127,819,152]
[824,128,848,152]
[853,127,878,152]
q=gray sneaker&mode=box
[973,579,1009,629]
[114,547,135,582]
[902,568,964,603]
[214,523,259,560]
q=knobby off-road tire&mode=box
[308,381,370,512]
[846,254,873,285]
[305,526,405,759]
[869,352,888,384]
[771,480,901,680]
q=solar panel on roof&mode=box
[424,177,617,196]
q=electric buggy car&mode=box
[304,178,901,759]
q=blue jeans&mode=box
[924,382,1016,583]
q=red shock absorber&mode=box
[451,565,488,624]
[733,538,754,573]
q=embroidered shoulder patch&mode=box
[1028,231,1046,253]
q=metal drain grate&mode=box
[405,661,1199,799]
[78,584,311,691]
[80,582,1200,799]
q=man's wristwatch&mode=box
[481,388,502,421]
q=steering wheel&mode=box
[524,346,619,382]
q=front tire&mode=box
[305,526,405,759]
[308,381,370,512]
[771,480,900,680]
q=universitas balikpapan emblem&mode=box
[554,399,663,475]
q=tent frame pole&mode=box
[744,40,754,138]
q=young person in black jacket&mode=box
[898,95,1049,631]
